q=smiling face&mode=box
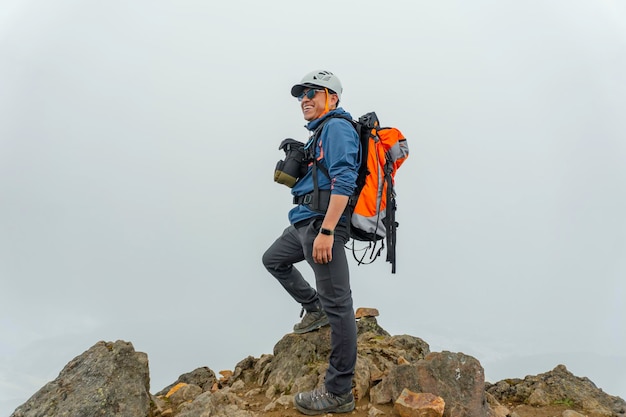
[299,88,338,121]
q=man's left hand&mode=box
[313,234,334,264]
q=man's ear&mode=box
[329,94,339,108]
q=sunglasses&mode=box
[297,89,325,102]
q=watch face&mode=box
[320,228,334,235]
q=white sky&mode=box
[1,0,625,414]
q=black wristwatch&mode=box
[319,227,334,236]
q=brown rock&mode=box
[398,356,411,365]
[356,307,380,319]
[395,389,445,417]
[354,356,372,400]
[369,406,386,416]
[562,411,587,417]
[167,383,203,407]
[156,366,217,395]
[485,392,510,417]
[165,382,188,398]
[219,370,233,382]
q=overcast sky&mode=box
[1,0,625,414]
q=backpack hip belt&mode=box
[293,189,331,213]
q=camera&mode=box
[274,138,308,188]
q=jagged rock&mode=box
[244,387,262,397]
[219,369,234,383]
[256,317,430,401]
[259,326,333,395]
[394,389,446,417]
[164,382,189,397]
[417,351,488,417]
[369,405,387,416]
[359,332,430,389]
[176,389,257,417]
[157,366,217,395]
[485,391,510,417]
[152,394,168,414]
[371,363,422,404]
[263,399,279,412]
[489,403,510,417]
[356,307,380,318]
[528,387,550,405]
[371,350,487,417]
[262,394,295,412]
[230,379,246,392]
[10,340,150,417]
[563,410,587,417]
[354,355,373,400]
[232,354,274,387]
[357,316,391,336]
[372,333,430,363]
[277,394,294,406]
[13,316,626,417]
[486,364,626,417]
[167,383,203,407]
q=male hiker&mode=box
[262,70,359,415]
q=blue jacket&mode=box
[289,108,360,225]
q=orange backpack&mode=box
[309,112,409,273]
[348,112,408,273]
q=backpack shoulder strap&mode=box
[306,113,357,177]
[304,113,358,212]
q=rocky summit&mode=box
[10,313,626,417]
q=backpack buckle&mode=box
[293,193,313,205]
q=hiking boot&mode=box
[293,308,329,334]
[293,385,355,415]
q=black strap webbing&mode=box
[384,155,397,273]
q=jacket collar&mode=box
[305,108,347,131]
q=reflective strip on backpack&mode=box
[351,211,386,241]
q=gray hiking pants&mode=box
[262,217,357,395]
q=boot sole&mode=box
[294,399,355,415]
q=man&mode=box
[262,70,359,415]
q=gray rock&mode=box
[371,363,421,404]
[360,331,430,402]
[359,332,430,374]
[232,354,274,387]
[168,383,203,407]
[486,364,626,417]
[259,327,332,395]
[485,391,510,417]
[176,390,257,417]
[357,316,391,336]
[416,351,488,417]
[157,366,217,395]
[371,350,487,417]
[13,315,626,417]
[10,340,150,417]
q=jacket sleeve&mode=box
[321,119,360,197]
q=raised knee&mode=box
[262,250,272,270]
